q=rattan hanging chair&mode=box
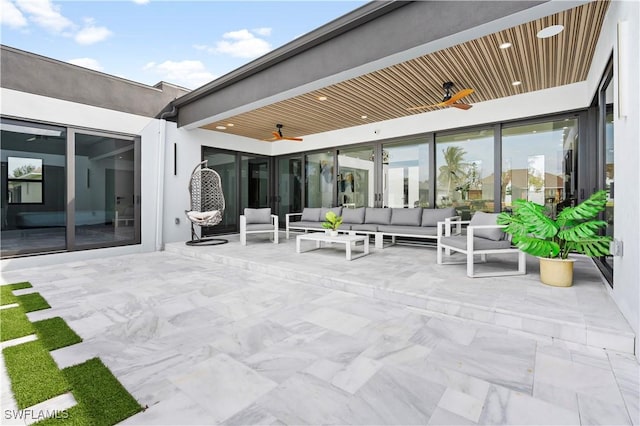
[185,160,228,246]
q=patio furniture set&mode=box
[185,161,526,277]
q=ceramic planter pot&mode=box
[539,257,576,287]
[325,229,339,237]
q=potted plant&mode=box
[497,190,611,287]
[322,211,343,237]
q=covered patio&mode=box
[1,237,637,424]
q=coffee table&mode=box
[296,233,369,260]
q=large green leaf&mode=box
[558,220,608,241]
[565,236,611,257]
[511,200,558,238]
[511,235,560,257]
[556,190,607,225]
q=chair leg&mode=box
[467,249,475,277]
[518,251,526,274]
[436,241,443,264]
[274,228,279,244]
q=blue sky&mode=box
[1,0,367,89]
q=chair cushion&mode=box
[320,207,343,221]
[301,208,321,222]
[421,207,457,227]
[365,208,391,225]
[469,211,504,241]
[390,208,422,226]
[187,210,220,221]
[440,235,511,251]
[244,208,271,224]
[246,223,276,231]
[342,207,366,224]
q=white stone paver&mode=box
[0,240,637,425]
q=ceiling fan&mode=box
[266,124,303,142]
[407,81,474,111]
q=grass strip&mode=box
[2,340,70,409]
[1,282,33,305]
[33,317,83,351]
[34,405,91,426]
[17,292,51,312]
[0,307,35,342]
[67,358,142,426]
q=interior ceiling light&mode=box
[499,42,512,49]
[317,96,327,101]
[512,81,522,86]
[215,125,226,130]
[537,24,564,39]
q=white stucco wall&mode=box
[587,0,640,354]
[0,89,161,271]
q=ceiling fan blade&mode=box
[284,137,303,142]
[272,131,283,139]
[407,103,441,111]
[443,88,474,105]
[450,103,472,110]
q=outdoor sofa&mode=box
[286,206,459,249]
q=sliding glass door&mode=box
[276,156,303,222]
[382,138,431,208]
[337,146,375,208]
[1,118,140,258]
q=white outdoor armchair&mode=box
[436,211,526,278]
[240,208,279,245]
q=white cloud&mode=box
[1,0,28,28]
[132,0,149,4]
[253,27,271,37]
[67,57,103,71]
[75,23,112,45]
[143,60,216,89]
[15,0,73,33]
[213,28,272,59]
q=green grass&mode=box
[63,358,143,425]
[17,292,51,312]
[1,282,33,305]
[2,340,70,409]
[33,317,83,351]
[34,405,91,426]
[0,307,35,342]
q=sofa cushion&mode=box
[320,207,343,222]
[421,207,457,227]
[377,225,437,236]
[365,208,391,225]
[342,207,366,224]
[469,211,505,241]
[351,224,378,232]
[390,208,422,226]
[290,220,322,229]
[440,235,511,250]
[244,208,271,224]
[301,208,321,222]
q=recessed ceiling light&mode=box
[537,24,564,39]
[227,123,234,127]
[361,115,368,119]
[215,125,226,130]
[318,96,327,101]
[499,42,512,49]
[533,130,537,133]
[512,81,522,86]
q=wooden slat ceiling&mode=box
[202,1,609,141]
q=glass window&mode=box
[383,139,430,208]
[74,132,137,247]
[241,155,270,210]
[1,119,67,256]
[202,150,237,233]
[305,151,334,208]
[337,146,375,208]
[277,156,303,219]
[502,119,577,216]
[436,129,494,218]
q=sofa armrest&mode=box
[271,214,279,228]
[444,215,462,236]
[285,212,302,239]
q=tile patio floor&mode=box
[1,233,638,425]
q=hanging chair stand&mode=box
[185,160,228,246]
